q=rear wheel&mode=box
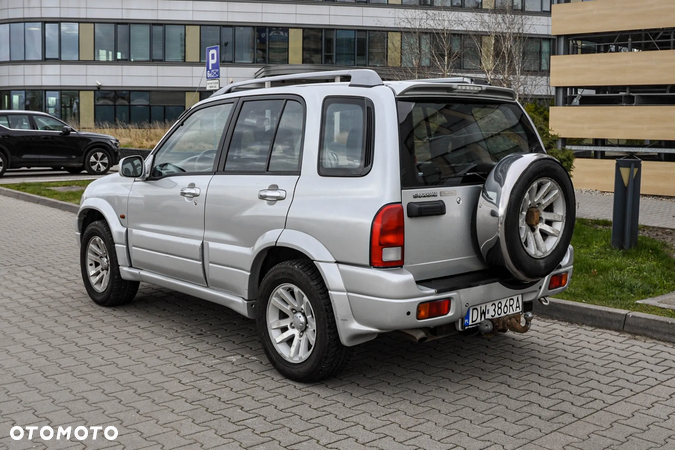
[257,260,353,382]
[85,148,111,175]
[0,152,7,177]
[80,220,139,306]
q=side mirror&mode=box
[119,155,145,178]
[61,125,73,135]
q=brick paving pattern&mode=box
[576,191,675,230]
[1,195,675,449]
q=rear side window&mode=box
[319,97,373,177]
[7,115,31,130]
[398,100,542,188]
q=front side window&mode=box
[398,100,541,188]
[151,103,233,177]
[319,98,373,177]
[34,115,65,131]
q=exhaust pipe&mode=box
[398,328,430,343]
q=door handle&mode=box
[180,187,201,198]
[258,189,286,201]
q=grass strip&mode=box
[556,219,675,319]
[0,180,94,204]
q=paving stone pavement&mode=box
[1,195,675,450]
[575,191,675,230]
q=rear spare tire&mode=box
[476,154,575,281]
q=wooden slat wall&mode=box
[551,50,675,87]
[550,106,675,141]
[552,0,675,36]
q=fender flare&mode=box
[77,198,129,266]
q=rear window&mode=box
[398,100,542,188]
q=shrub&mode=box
[524,101,575,175]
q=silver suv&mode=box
[77,70,575,382]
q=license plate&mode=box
[464,295,523,328]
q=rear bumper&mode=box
[319,246,574,346]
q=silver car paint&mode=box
[127,174,213,286]
[78,79,574,348]
[203,174,299,299]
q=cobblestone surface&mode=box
[1,195,675,449]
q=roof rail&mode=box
[213,69,383,96]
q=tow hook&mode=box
[478,312,534,335]
[539,296,550,306]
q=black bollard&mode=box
[611,157,642,249]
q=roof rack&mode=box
[213,69,383,96]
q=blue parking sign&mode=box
[206,45,220,80]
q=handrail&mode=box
[213,69,384,96]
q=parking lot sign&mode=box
[206,45,220,80]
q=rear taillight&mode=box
[370,203,404,268]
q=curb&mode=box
[0,186,80,214]
[2,186,674,345]
[534,298,675,344]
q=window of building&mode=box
[541,39,551,71]
[115,91,130,123]
[25,91,44,111]
[324,29,335,64]
[525,0,542,11]
[368,31,387,67]
[356,30,367,66]
[25,23,42,60]
[221,27,234,63]
[303,29,322,64]
[0,25,8,61]
[235,27,254,63]
[117,24,130,60]
[45,23,60,60]
[10,23,25,61]
[462,35,481,70]
[336,30,356,65]
[256,27,267,64]
[95,91,116,124]
[130,24,150,61]
[61,23,79,60]
[152,25,164,61]
[95,23,115,61]
[165,25,185,62]
[45,91,60,117]
[523,39,541,71]
[61,91,79,124]
[201,26,220,63]
[268,28,289,64]
[130,92,150,124]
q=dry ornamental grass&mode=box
[83,123,172,149]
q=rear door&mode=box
[203,96,304,298]
[127,101,234,285]
[397,98,542,280]
[1,114,38,165]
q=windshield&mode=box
[398,99,543,188]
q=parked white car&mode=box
[77,70,575,382]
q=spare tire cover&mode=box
[475,153,575,281]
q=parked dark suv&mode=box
[0,110,120,177]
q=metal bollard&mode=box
[611,157,642,250]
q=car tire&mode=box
[80,220,139,307]
[0,152,7,177]
[476,154,575,282]
[84,148,112,175]
[257,259,353,382]
[66,166,83,174]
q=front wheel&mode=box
[80,220,139,306]
[257,260,353,382]
[85,148,112,175]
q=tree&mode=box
[469,3,538,101]
[396,7,462,80]
[525,101,575,174]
